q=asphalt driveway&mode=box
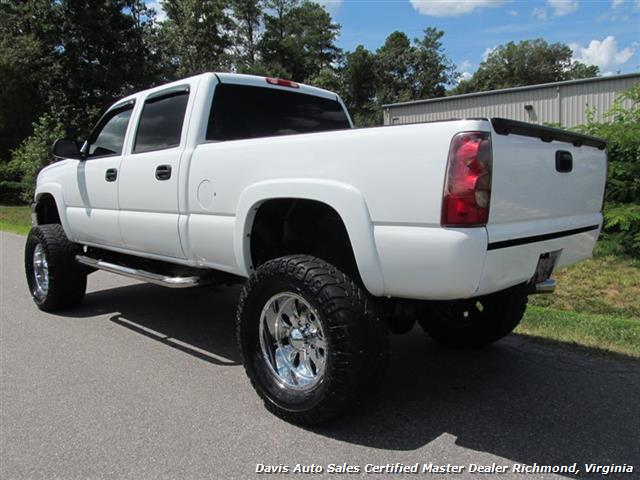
[1,231,638,479]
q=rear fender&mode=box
[235,179,385,296]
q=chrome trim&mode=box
[259,292,327,391]
[33,244,49,299]
[534,279,556,294]
[76,255,201,288]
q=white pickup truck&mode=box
[25,72,607,424]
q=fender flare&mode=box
[34,184,73,238]
[235,178,385,296]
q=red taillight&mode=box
[441,132,492,227]
[266,77,300,88]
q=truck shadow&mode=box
[63,281,243,366]
[313,335,640,478]
[65,281,639,478]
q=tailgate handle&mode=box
[555,151,573,173]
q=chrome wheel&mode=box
[259,292,327,391]
[32,243,49,300]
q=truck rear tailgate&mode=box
[477,118,607,295]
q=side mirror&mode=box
[52,139,84,160]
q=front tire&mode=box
[419,284,528,348]
[237,255,388,425]
[25,224,87,311]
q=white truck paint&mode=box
[35,72,607,301]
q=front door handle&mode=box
[105,168,118,182]
[155,165,172,181]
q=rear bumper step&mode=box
[76,255,203,288]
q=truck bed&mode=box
[186,118,606,300]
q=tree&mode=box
[576,84,640,256]
[230,0,264,72]
[314,29,456,127]
[411,27,457,99]
[375,31,414,105]
[454,39,599,94]
[307,67,343,95]
[375,29,456,105]
[2,0,159,156]
[0,114,65,203]
[46,0,161,138]
[341,45,379,126]
[0,0,57,160]
[259,0,341,82]
[1,0,164,204]
[259,0,297,77]
[158,0,234,78]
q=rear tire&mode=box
[419,284,528,348]
[237,255,388,425]
[25,224,87,311]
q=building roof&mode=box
[382,72,640,109]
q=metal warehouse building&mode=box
[382,73,639,128]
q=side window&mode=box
[87,105,133,158]
[133,91,189,154]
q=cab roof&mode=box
[113,72,340,110]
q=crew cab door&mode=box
[65,101,134,247]
[118,85,191,259]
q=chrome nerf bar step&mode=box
[76,255,202,288]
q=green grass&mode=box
[517,306,640,358]
[0,205,31,235]
[1,203,637,356]
[528,253,640,319]
[523,251,639,358]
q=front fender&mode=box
[235,178,385,296]
[34,183,73,239]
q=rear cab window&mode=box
[134,87,190,153]
[206,83,351,142]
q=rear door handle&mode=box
[155,165,172,181]
[105,168,118,182]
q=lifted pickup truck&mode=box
[25,73,607,424]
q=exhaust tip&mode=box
[533,278,556,294]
